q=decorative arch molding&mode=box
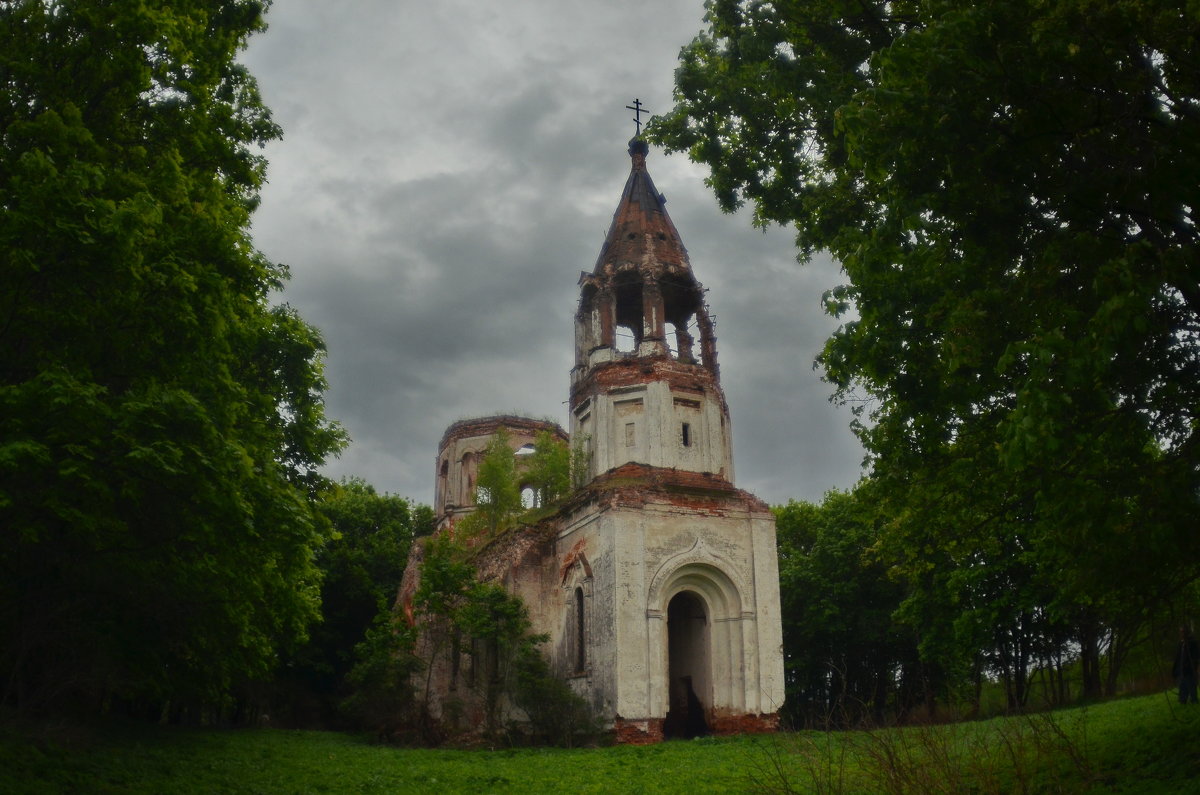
[644,542,753,717]
[560,549,594,589]
[655,564,742,623]
[646,538,750,620]
[561,550,594,679]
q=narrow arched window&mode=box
[575,586,586,673]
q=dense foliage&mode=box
[524,429,572,507]
[654,0,1200,707]
[776,489,1196,722]
[273,479,432,726]
[775,488,915,725]
[377,430,590,744]
[398,532,594,745]
[0,0,344,715]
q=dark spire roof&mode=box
[591,137,691,276]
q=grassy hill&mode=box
[3,692,1197,793]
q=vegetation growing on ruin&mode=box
[456,429,574,542]
[7,2,1199,776]
[383,530,596,746]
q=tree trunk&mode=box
[1078,620,1103,700]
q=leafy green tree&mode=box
[458,429,569,538]
[408,532,550,740]
[523,429,571,508]
[317,478,433,671]
[510,641,601,747]
[0,1,345,716]
[775,487,914,725]
[467,429,522,535]
[654,0,1200,681]
[340,606,420,740]
[274,478,432,726]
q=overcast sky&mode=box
[240,0,865,508]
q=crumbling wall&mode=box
[433,415,567,530]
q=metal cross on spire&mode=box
[626,98,648,136]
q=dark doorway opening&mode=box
[664,590,710,739]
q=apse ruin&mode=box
[399,138,784,743]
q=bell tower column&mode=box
[640,278,667,356]
[597,287,616,350]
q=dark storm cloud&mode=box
[242,0,865,506]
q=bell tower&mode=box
[571,137,734,483]
[557,138,784,742]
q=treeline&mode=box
[775,483,1200,728]
[8,0,1200,741]
[259,478,431,728]
[0,0,580,733]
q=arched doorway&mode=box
[664,590,710,738]
[647,558,749,727]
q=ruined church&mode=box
[400,137,784,743]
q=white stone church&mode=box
[399,138,784,743]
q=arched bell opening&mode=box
[661,276,701,364]
[664,590,711,739]
[613,278,643,354]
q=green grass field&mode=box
[3,692,1198,794]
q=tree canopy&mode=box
[653,0,1200,647]
[273,479,432,726]
[775,487,916,725]
[0,0,345,715]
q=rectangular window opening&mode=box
[681,422,691,447]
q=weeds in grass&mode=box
[744,703,1112,794]
[749,730,852,794]
[5,693,1196,793]
[742,706,856,794]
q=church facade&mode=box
[400,139,784,743]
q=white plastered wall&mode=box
[570,380,734,482]
[548,499,784,725]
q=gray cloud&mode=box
[243,0,865,507]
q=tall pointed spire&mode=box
[592,138,691,277]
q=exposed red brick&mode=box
[590,138,689,275]
[564,462,771,515]
[471,519,558,584]
[438,414,567,451]
[612,717,665,745]
[558,537,591,583]
[610,712,777,745]
[396,536,426,625]
[708,712,781,736]
[569,355,726,413]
